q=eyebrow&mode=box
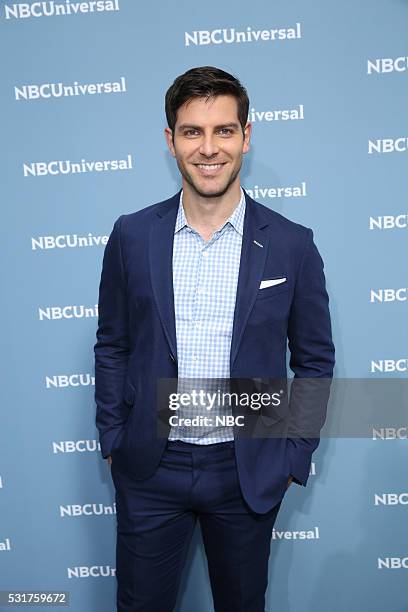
[177,123,241,132]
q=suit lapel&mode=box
[148,189,270,369]
[149,191,181,361]
[229,190,270,370]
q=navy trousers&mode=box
[111,439,282,612]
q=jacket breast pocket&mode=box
[256,276,289,301]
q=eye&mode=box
[219,128,233,136]
[184,129,200,137]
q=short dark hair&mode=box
[165,66,249,136]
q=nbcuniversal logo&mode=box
[184,23,302,46]
[3,1,120,19]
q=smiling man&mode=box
[94,66,335,612]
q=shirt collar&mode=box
[174,187,246,236]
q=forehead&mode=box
[176,95,239,125]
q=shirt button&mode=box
[192,355,198,362]
[202,251,209,258]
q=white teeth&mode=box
[197,164,223,170]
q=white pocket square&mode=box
[259,277,287,289]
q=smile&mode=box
[194,163,226,176]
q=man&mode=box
[94,66,335,612]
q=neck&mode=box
[181,178,242,232]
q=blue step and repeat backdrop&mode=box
[0,1,407,610]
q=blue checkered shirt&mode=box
[168,187,246,444]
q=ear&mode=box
[164,127,176,157]
[242,122,252,154]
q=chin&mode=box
[192,178,234,199]
[196,186,230,199]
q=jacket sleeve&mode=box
[94,215,131,458]
[286,228,335,486]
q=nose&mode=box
[199,133,220,158]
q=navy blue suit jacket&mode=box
[94,189,335,513]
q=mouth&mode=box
[193,162,226,177]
